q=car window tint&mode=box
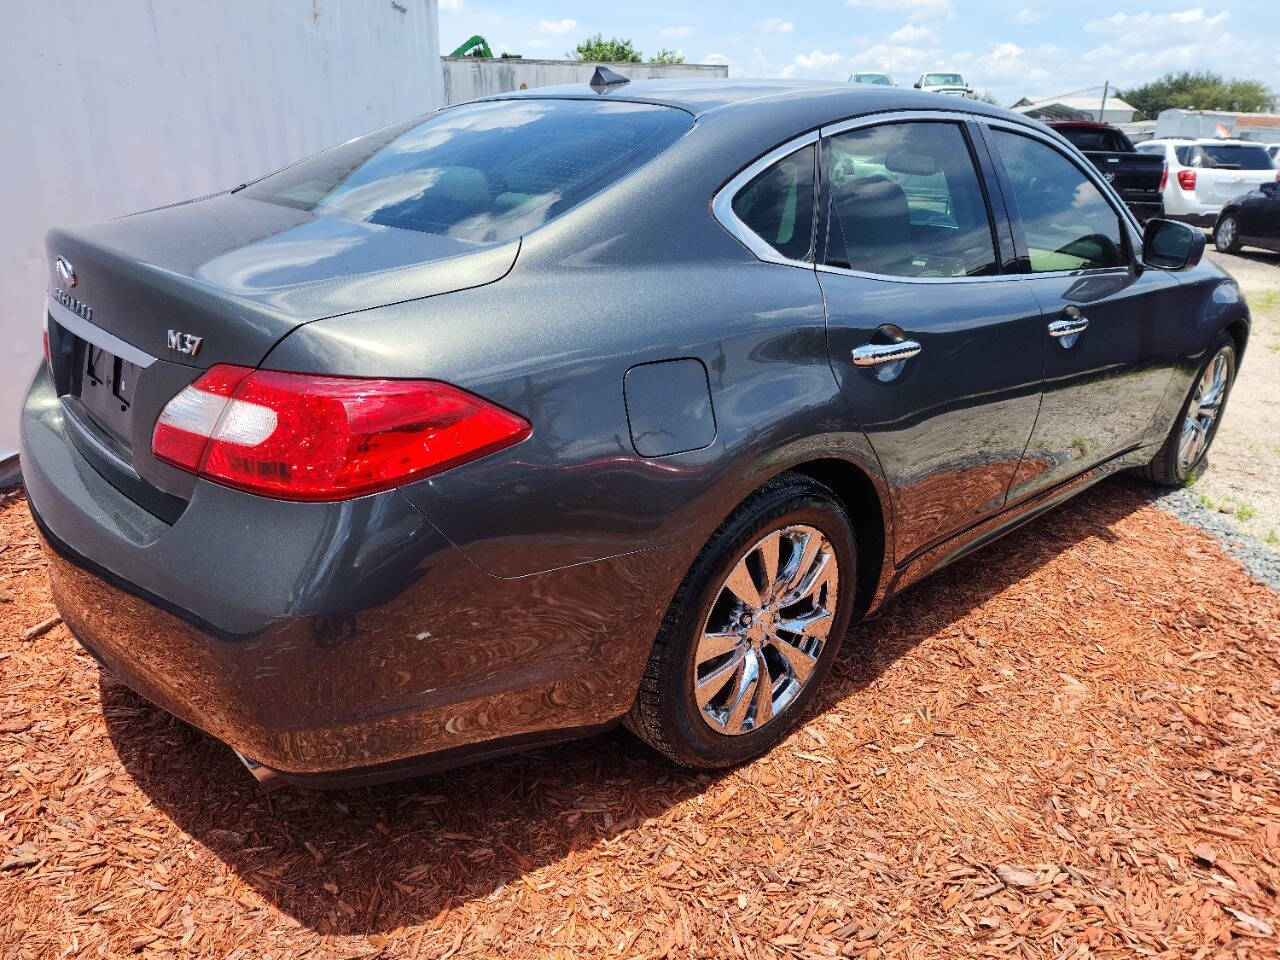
[824,121,997,278]
[1175,146,1195,165]
[731,145,816,261]
[990,130,1125,273]
[1193,143,1274,170]
[243,100,692,243]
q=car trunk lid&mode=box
[43,192,518,499]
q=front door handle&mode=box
[1048,309,1089,339]
[851,340,922,367]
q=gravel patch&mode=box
[1143,480,1280,591]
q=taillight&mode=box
[153,365,530,501]
[1177,169,1197,191]
[42,313,50,371]
[1159,163,1168,191]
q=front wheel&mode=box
[1214,215,1241,253]
[1135,333,1236,486]
[627,475,857,768]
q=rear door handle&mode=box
[851,340,922,367]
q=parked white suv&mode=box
[1136,139,1278,225]
[912,72,974,98]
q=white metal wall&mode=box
[442,58,728,105]
[0,0,443,460]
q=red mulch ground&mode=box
[2,480,1278,959]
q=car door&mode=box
[978,122,1182,502]
[1239,187,1280,246]
[816,115,1045,564]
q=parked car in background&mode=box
[850,72,895,86]
[23,80,1246,788]
[912,72,973,97]
[1137,138,1279,225]
[1048,121,1165,222]
[1214,180,1280,253]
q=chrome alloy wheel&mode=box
[693,524,838,735]
[1178,347,1231,474]
[1216,216,1236,250]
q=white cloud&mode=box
[778,49,846,80]
[850,43,939,78]
[704,52,730,66]
[846,0,953,22]
[755,18,795,34]
[438,0,463,10]
[889,24,937,45]
[1012,8,1043,24]
[661,26,696,39]
[537,18,577,36]
[1083,8,1228,44]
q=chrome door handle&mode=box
[1048,315,1089,338]
[851,340,922,367]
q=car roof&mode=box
[475,77,1011,124]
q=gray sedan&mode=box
[22,79,1248,787]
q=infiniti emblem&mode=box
[55,256,77,288]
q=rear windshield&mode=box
[243,100,692,242]
[1187,143,1274,170]
[1058,127,1128,152]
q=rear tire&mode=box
[1135,332,1236,486]
[627,475,857,768]
[1214,215,1241,254]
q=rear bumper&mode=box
[1123,199,1164,222]
[21,367,679,783]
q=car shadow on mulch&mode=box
[100,477,1163,935]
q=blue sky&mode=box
[438,1,1280,106]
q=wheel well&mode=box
[788,459,886,618]
[1225,318,1249,363]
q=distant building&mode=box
[1011,95,1137,124]
[1153,109,1280,143]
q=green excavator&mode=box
[449,35,493,58]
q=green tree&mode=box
[567,34,643,63]
[1120,71,1277,120]
[651,48,685,65]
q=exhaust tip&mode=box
[233,750,284,791]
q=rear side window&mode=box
[989,129,1125,273]
[243,100,692,242]
[731,145,816,262]
[824,121,998,278]
[1058,127,1125,152]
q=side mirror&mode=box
[1142,218,1205,271]
[913,81,921,89]
[1261,181,1277,197]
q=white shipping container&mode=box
[0,0,443,462]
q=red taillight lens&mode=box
[1177,169,1197,191]
[1159,163,1168,191]
[153,365,530,501]
[42,316,51,371]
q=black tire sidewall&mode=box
[655,483,857,767]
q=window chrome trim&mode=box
[711,130,819,268]
[47,295,157,369]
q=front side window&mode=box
[731,145,816,261]
[989,129,1126,273]
[244,100,692,243]
[824,121,998,278]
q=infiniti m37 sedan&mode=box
[23,80,1248,787]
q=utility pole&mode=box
[1099,80,1109,122]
